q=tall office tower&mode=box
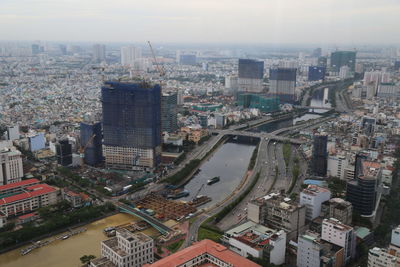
[321,218,356,264]
[56,139,72,166]
[308,66,326,81]
[317,56,328,68]
[80,122,103,166]
[346,159,381,217]
[361,117,376,136]
[92,44,106,63]
[330,51,356,72]
[59,44,67,55]
[120,46,142,66]
[312,48,322,58]
[102,81,161,170]
[179,54,197,65]
[238,59,264,93]
[31,44,40,55]
[311,133,328,177]
[269,68,297,103]
[161,93,178,133]
[0,149,23,185]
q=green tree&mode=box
[80,255,96,264]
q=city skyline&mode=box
[1,0,400,44]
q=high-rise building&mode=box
[92,44,106,63]
[300,185,331,221]
[346,159,381,217]
[90,229,154,267]
[330,51,356,72]
[0,148,23,185]
[312,48,322,58]
[308,66,326,81]
[80,122,103,166]
[28,133,46,152]
[120,46,142,67]
[318,56,328,68]
[269,68,297,103]
[311,133,328,177]
[56,139,72,166]
[339,65,352,79]
[179,54,196,65]
[395,61,400,71]
[321,218,356,264]
[238,59,264,93]
[161,93,178,133]
[31,44,40,55]
[102,81,161,170]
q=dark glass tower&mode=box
[80,122,103,166]
[330,51,356,72]
[101,81,161,170]
[238,59,264,79]
[161,93,178,133]
[56,139,72,166]
[311,133,328,176]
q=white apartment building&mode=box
[368,247,400,267]
[121,46,142,67]
[92,229,153,267]
[300,185,331,221]
[0,149,23,185]
[327,154,348,179]
[321,218,356,264]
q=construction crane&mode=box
[193,184,205,200]
[147,41,166,78]
[79,134,96,168]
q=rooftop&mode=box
[143,239,261,267]
[302,185,331,196]
[323,218,353,231]
[0,183,57,206]
[0,179,40,192]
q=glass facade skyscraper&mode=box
[80,122,103,166]
[330,51,356,72]
[101,81,161,170]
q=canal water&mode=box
[0,213,159,267]
[180,141,256,207]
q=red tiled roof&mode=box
[143,239,261,267]
[0,184,57,205]
[18,212,38,220]
[0,179,40,192]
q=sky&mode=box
[1,0,399,45]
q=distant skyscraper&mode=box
[395,61,400,71]
[59,44,67,55]
[312,48,322,58]
[318,56,327,68]
[31,44,40,55]
[92,44,106,63]
[56,139,72,166]
[330,51,356,72]
[80,122,103,166]
[102,81,161,170]
[268,68,297,103]
[120,46,142,66]
[308,66,326,81]
[161,93,178,133]
[311,133,328,177]
[179,54,196,65]
[238,59,264,93]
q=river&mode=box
[0,213,158,267]
[180,141,256,207]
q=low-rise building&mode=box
[297,231,344,267]
[143,239,261,267]
[0,179,59,217]
[222,221,286,265]
[91,228,154,267]
[321,198,353,225]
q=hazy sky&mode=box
[1,0,399,44]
